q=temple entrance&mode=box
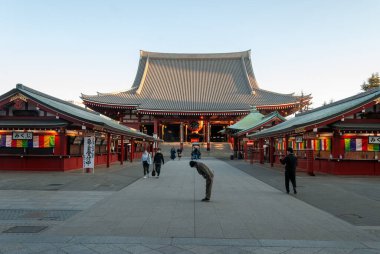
[141,124,154,136]
[164,124,180,142]
[210,125,227,142]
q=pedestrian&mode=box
[141,150,152,178]
[170,146,176,160]
[280,147,297,194]
[177,148,182,160]
[153,148,164,178]
[189,160,214,202]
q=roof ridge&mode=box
[16,84,98,115]
[296,88,380,117]
[81,87,138,98]
[140,50,251,59]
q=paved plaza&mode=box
[0,154,380,253]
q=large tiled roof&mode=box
[82,50,308,112]
[249,88,380,138]
[0,84,154,140]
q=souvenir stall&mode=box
[249,89,380,175]
[0,84,155,171]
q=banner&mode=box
[345,138,379,152]
[0,134,55,148]
[83,136,95,169]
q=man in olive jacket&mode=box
[189,160,214,201]
[280,147,297,194]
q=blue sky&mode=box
[1,0,379,107]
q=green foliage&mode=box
[361,72,380,91]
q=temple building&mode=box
[81,50,311,150]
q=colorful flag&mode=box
[5,135,12,147]
[0,135,5,147]
[344,139,350,151]
[356,139,362,151]
[33,136,39,148]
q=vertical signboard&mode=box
[83,136,95,173]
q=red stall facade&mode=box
[0,84,155,171]
[249,89,380,175]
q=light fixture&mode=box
[56,115,59,119]
[341,116,344,121]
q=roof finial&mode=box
[250,106,258,113]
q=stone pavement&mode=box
[0,157,379,253]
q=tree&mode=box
[361,73,380,91]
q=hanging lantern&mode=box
[188,121,204,133]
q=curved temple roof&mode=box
[82,50,310,112]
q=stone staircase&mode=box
[158,142,232,159]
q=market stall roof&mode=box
[227,108,264,130]
[234,111,286,136]
[0,84,155,140]
[331,122,380,131]
[0,119,68,128]
[249,88,380,138]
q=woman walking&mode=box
[141,150,152,178]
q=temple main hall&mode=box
[81,50,311,149]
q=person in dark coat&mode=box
[189,160,214,202]
[170,147,176,160]
[153,148,164,178]
[280,147,297,194]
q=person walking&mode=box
[280,147,297,194]
[153,148,164,178]
[189,160,214,202]
[141,150,152,178]
[170,147,176,160]
[177,148,182,160]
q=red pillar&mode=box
[259,138,264,164]
[206,120,210,151]
[332,130,345,159]
[154,119,158,137]
[180,122,184,150]
[130,139,135,162]
[284,135,289,152]
[233,137,238,158]
[270,137,274,167]
[106,133,111,168]
[306,138,315,176]
[244,141,248,161]
[60,128,67,156]
[120,135,124,165]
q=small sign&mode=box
[303,132,317,139]
[12,132,33,140]
[369,136,380,144]
[295,136,303,143]
[247,140,254,145]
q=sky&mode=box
[0,0,379,108]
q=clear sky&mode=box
[1,0,379,108]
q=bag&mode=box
[147,154,152,165]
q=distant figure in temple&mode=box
[170,146,176,160]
